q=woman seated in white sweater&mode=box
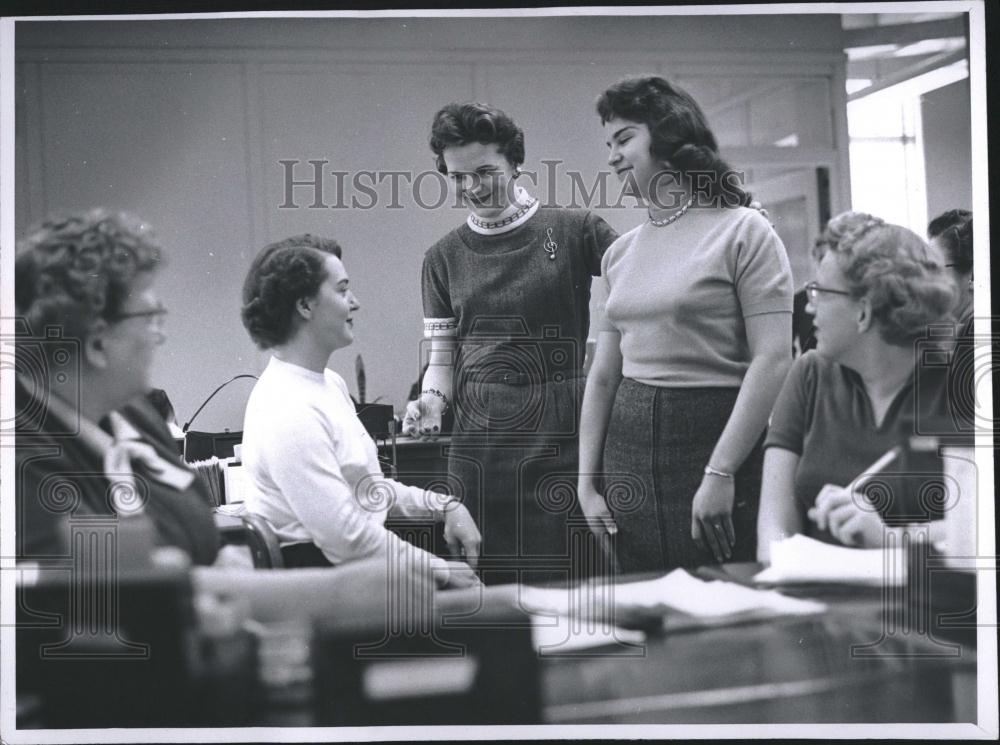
[239,233,481,588]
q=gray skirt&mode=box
[602,379,763,574]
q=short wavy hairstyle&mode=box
[15,209,162,344]
[596,75,751,207]
[429,102,525,174]
[816,220,955,347]
[241,233,343,349]
[811,210,882,262]
[927,209,973,274]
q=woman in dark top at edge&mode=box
[14,209,219,566]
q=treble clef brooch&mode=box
[543,227,558,261]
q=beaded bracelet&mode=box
[421,388,450,413]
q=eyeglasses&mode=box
[111,304,168,328]
[804,281,851,301]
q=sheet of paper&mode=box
[609,570,825,618]
[520,570,824,625]
[223,459,248,505]
[754,534,906,586]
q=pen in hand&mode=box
[809,446,900,533]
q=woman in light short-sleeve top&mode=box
[577,76,794,573]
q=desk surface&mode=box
[537,565,975,725]
[200,518,978,727]
[432,564,977,726]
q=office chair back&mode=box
[241,513,284,569]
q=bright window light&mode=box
[847,61,967,233]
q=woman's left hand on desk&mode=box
[442,500,481,569]
[691,476,735,563]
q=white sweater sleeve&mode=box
[325,374,451,522]
[264,400,446,571]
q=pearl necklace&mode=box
[648,196,694,227]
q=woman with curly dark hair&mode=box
[239,234,481,583]
[578,76,794,572]
[757,219,957,556]
[14,209,219,565]
[927,209,973,326]
[402,102,618,585]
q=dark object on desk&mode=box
[16,563,253,727]
[355,402,395,439]
[907,542,977,650]
[183,429,243,462]
[179,373,258,461]
[242,513,285,569]
[312,617,540,725]
[182,373,259,433]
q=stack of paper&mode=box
[520,569,824,639]
[754,534,906,586]
[188,456,224,507]
[612,570,826,619]
[518,584,645,653]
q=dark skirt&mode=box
[448,375,588,585]
[280,541,333,568]
[603,379,763,574]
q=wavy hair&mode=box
[818,221,955,346]
[596,75,751,207]
[15,209,162,343]
[429,102,525,174]
[928,209,973,274]
[240,234,343,349]
[811,211,882,262]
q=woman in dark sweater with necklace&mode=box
[402,102,618,585]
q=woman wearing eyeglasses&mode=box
[14,210,219,566]
[757,217,957,559]
[792,211,880,355]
